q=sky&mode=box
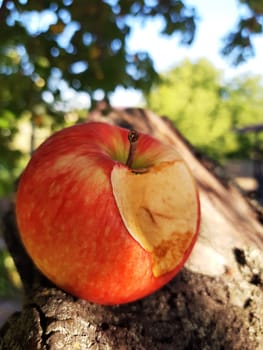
[111,0,263,106]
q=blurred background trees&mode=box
[146,58,263,160]
[0,0,263,197]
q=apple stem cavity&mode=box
[126,129,139,168]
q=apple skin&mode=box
[16,122,200,305]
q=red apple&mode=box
[16,122,200,304]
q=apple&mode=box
[16,122,200,304]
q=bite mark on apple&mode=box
[111,160,198,277]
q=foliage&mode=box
[222,0,263,64]
[146,59,263,160]
[0,0,197,99]
[0,248,21,298]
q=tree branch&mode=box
[1,108,263,349]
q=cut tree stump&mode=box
[1,107,263,350]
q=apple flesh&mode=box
[16,122,200,304]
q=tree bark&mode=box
[1,108,263,350]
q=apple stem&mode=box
[126,129,139,168]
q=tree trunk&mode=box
[1,108,263,350]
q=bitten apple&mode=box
[16,122,200,304]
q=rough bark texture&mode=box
[1,107,263,350]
